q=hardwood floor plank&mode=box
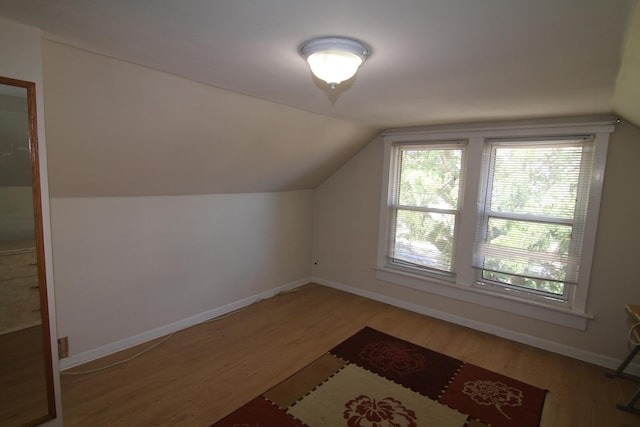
[60,284,640,426]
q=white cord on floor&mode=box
[60,287,300,375]
[60,332,176,375]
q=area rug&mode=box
[211,327,547,427]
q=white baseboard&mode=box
[312,276,640,376]
[59,277,311,371]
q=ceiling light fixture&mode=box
[301,37,370,89]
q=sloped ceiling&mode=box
[41,40,378,197]
[614,2,640,126]
[0,1,636,196]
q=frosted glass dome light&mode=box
[301,37,370,88]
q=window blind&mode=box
[473,138,594,288]
[389,143,464,273]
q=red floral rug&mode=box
[211,327,547,427]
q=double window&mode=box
[377,118,615,328]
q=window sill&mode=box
[374,266,592,330]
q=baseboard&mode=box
[59,277,311,371]
[312,276,640,376]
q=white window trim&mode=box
[376,116,617,330]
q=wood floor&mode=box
[60,283,640,426]
[0,325,50,427]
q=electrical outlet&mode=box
[58,336,69,359]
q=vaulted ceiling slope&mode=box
[614,2,640,126]
[41,40,378,197]
[1,1,637,197]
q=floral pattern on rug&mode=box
[462,380,524,420]
[331,328,463,399]
[286,363,466,427]
[358,340,426,375]
[344,395,418,427]
[439,362,546,427]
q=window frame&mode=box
[387,141,466,277]
[473,138,595,302]
[376,117,616,330]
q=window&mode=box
[377,118,615,329]
[474,139,593,301]
[389,143,464,275]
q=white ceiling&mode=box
[1,0,635,128]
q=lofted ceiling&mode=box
[0,1,637,197]
[1,0,635,128]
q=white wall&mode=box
[312,120,640,370]
[52,190,313,363]
[0,17,62,426]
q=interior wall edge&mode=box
[311,276,640,377]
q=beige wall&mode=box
[52,190,314,364]
[312,119,640,367]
